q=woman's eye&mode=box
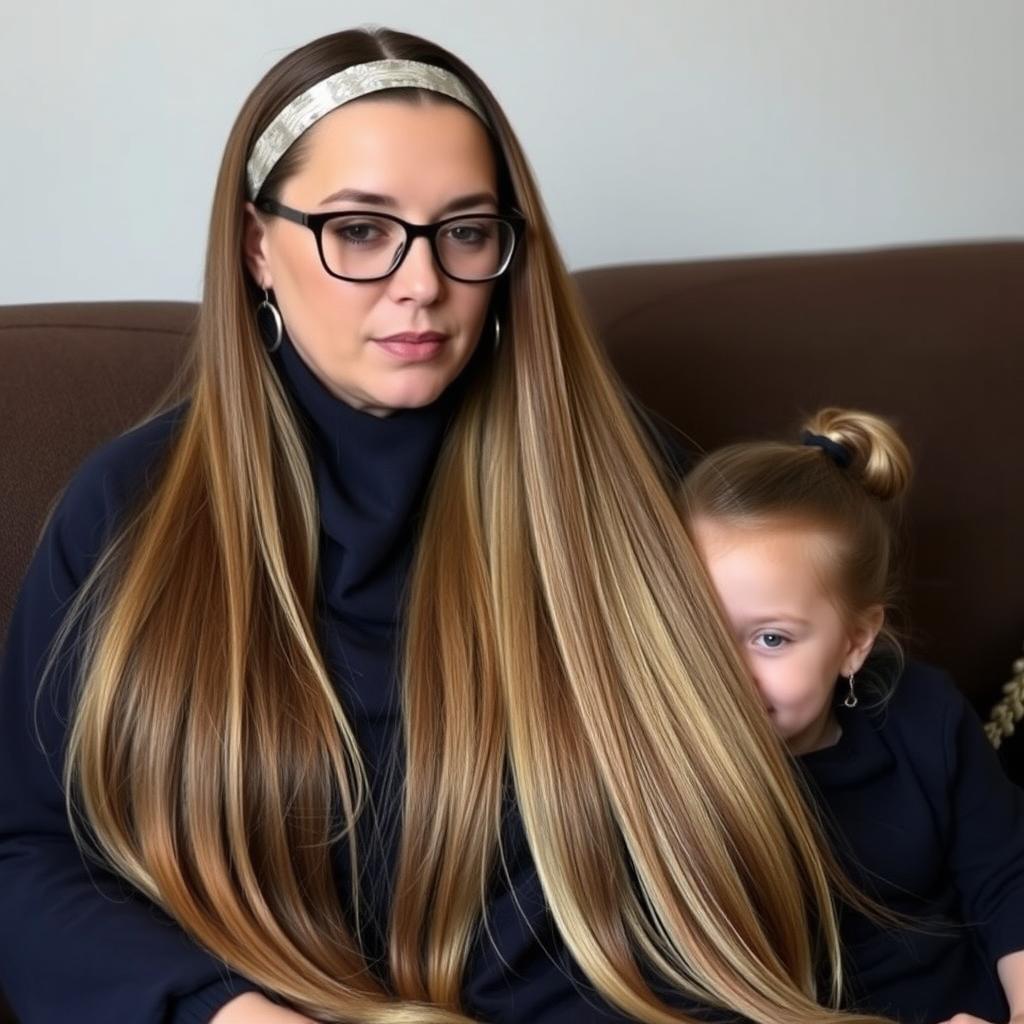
[754,632,788,650]
[327,220,388,245]
[342,223,381,243]
[445,222,489,246]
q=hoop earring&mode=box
[843,673,858,709]
[492,311,502,352]
[257,288,283,354]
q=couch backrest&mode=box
[2,242,1022,720]
[1,301,194,645]
[575,240,1024,719]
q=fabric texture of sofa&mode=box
[1,239,1022,1021]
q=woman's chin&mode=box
[364,378,450,415]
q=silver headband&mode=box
[246,59,489,199]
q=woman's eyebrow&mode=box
[318,188,499,214]
[437,192,499,215]
[318,188,395,207]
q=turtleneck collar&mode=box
[270,334,464,627]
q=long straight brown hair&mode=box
[54,27,895,1024]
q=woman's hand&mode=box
[210,992,318,1023]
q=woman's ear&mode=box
[243,202,272,288]
[842,604,885,676]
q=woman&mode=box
[0,27,893,1024]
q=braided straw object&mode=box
[985,648,1024,749]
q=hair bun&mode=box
[801,408,912,500]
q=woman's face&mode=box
[690,517,881,754]
[245,97,499,416]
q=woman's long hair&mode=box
[54,27,894,1024]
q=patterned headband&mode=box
[246,59,489,199]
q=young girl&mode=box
[680,408,1024,1024]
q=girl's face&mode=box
[690,517,882,754]
[244,97,499,416]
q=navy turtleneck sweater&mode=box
[270,334,455,970]
[0,337,688,1024]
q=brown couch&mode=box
[1,240,1022,1020]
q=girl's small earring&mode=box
[843,673,859,709]
[257,288,283,353]
[492,312,502,352]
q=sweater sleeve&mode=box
[0,417,261,1023]
[941,672,1024,962]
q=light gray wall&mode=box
[1,0,1022,304]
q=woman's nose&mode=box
[387,236,443,305]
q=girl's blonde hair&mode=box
[52,29,896,1024]
[680,407,913,668]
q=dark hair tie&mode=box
[801,430,853,468]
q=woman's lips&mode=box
[373,331,448,362]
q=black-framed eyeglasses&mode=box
[257,199,525,283]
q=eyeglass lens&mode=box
[320,215,515,281]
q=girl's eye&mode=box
[754,632,788,650]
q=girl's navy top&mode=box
[800,661,1024,1023]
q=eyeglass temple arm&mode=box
[256,199,309,226]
